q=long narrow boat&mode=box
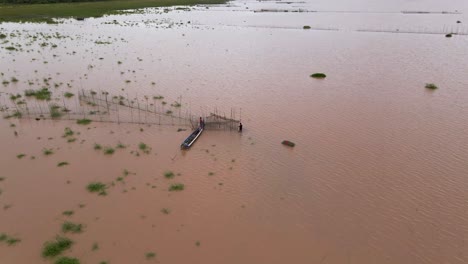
[180,126,203,149]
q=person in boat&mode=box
[199,117,205,129]
[239,122,243,132]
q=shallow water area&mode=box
[1,0,468,263]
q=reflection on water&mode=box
[1,0,468,263]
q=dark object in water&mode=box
[76,17,85,21]
[457,20,461,23]
[310,73,326,79]
[445,33,453,38]
[35,118,40,121]
[181,127,203,149]
[177,128,187,132]
[282,140,295,147]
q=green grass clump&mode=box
[94,143,102,150]
[62,210,74,216]
[64,92,74,98]
[17,154,26,159]
[61,222,83,234]
[50,104,63,118]
[76,119,91,125]
[43,148,54,155]
[145,252,156,259]
[425,83,438,90]
[168,183,184,191]
[54,256,80,264]
[153,95,164,100]
[103,147,115,155]
[86,182,106,195]
[57,162,69,167]
[138,142,149,152]
[116,142,126,149]
[164,171,174,179]
[310,73,326,79]
[0,0,227,23]
[63,127,74,137]
[0,233,21,246]
[42,236,73,258]
[24,88,52,100]
[5,46,16,51]
[92,242,99,251]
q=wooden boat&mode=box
[180,126,203,149]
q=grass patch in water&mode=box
[86,182,106,195]
[61,222,83,233]
[24,88,51,100]
[57,162,69,167]
[164,171,174,179]
[94,143,102,150]
[76,119,91,125]
[42,236,73,258]
[310,73,326,79]
[62,210,74,216]
[103,147,115,155]
[54,256,80,264]
[168,183,184,191]
[0,0,227,23]
[17,154,26,159]
[43,148,54,155]
[145,252,156,260]
[425,83,438,90]
[64,92,74,98]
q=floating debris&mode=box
[282,140,295,147]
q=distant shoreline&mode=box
[0,0,227,23]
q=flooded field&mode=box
[1,0,468,263]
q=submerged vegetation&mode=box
[168,183,184,191]
[0,233,21,246]
[425,83,438,90]
[76,119,92,125]
[25,88,52,100]
[86,182,107,195]
[54,257,80,264]
[164,171,175,179]
[62,222,83,233]
[0,0,227,23]
[42,236,73,258]
[310,73,326,79]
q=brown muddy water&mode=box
[1,0,468,263]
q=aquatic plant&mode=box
[169,183,184,191]
[103,147,115,155]
[76,119,91,125]
[54,257,80,264]
[310,73,326,79]
[138,142,150,153]
[94,144,102,150]
[303,25,311,29]
[116,142,126,149]
[0,233,21,246]
[64,92,74,98]
[425,83,438,90]
[42,236,73,258]
[164,171,175,179]
[57,162,69,167]
[62,210,74,216]
[92,242,99,251]
[62,222,83,233]
[161,208,170,214]
[153,95,164,100]
[24,88,52,100]
[145,252,156,259]
[43,148,54,155]
[282,140,295,147]
[17,154,26,159]
[63,127,74,137]
[50,104,63,118]
[86,182,106,195]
